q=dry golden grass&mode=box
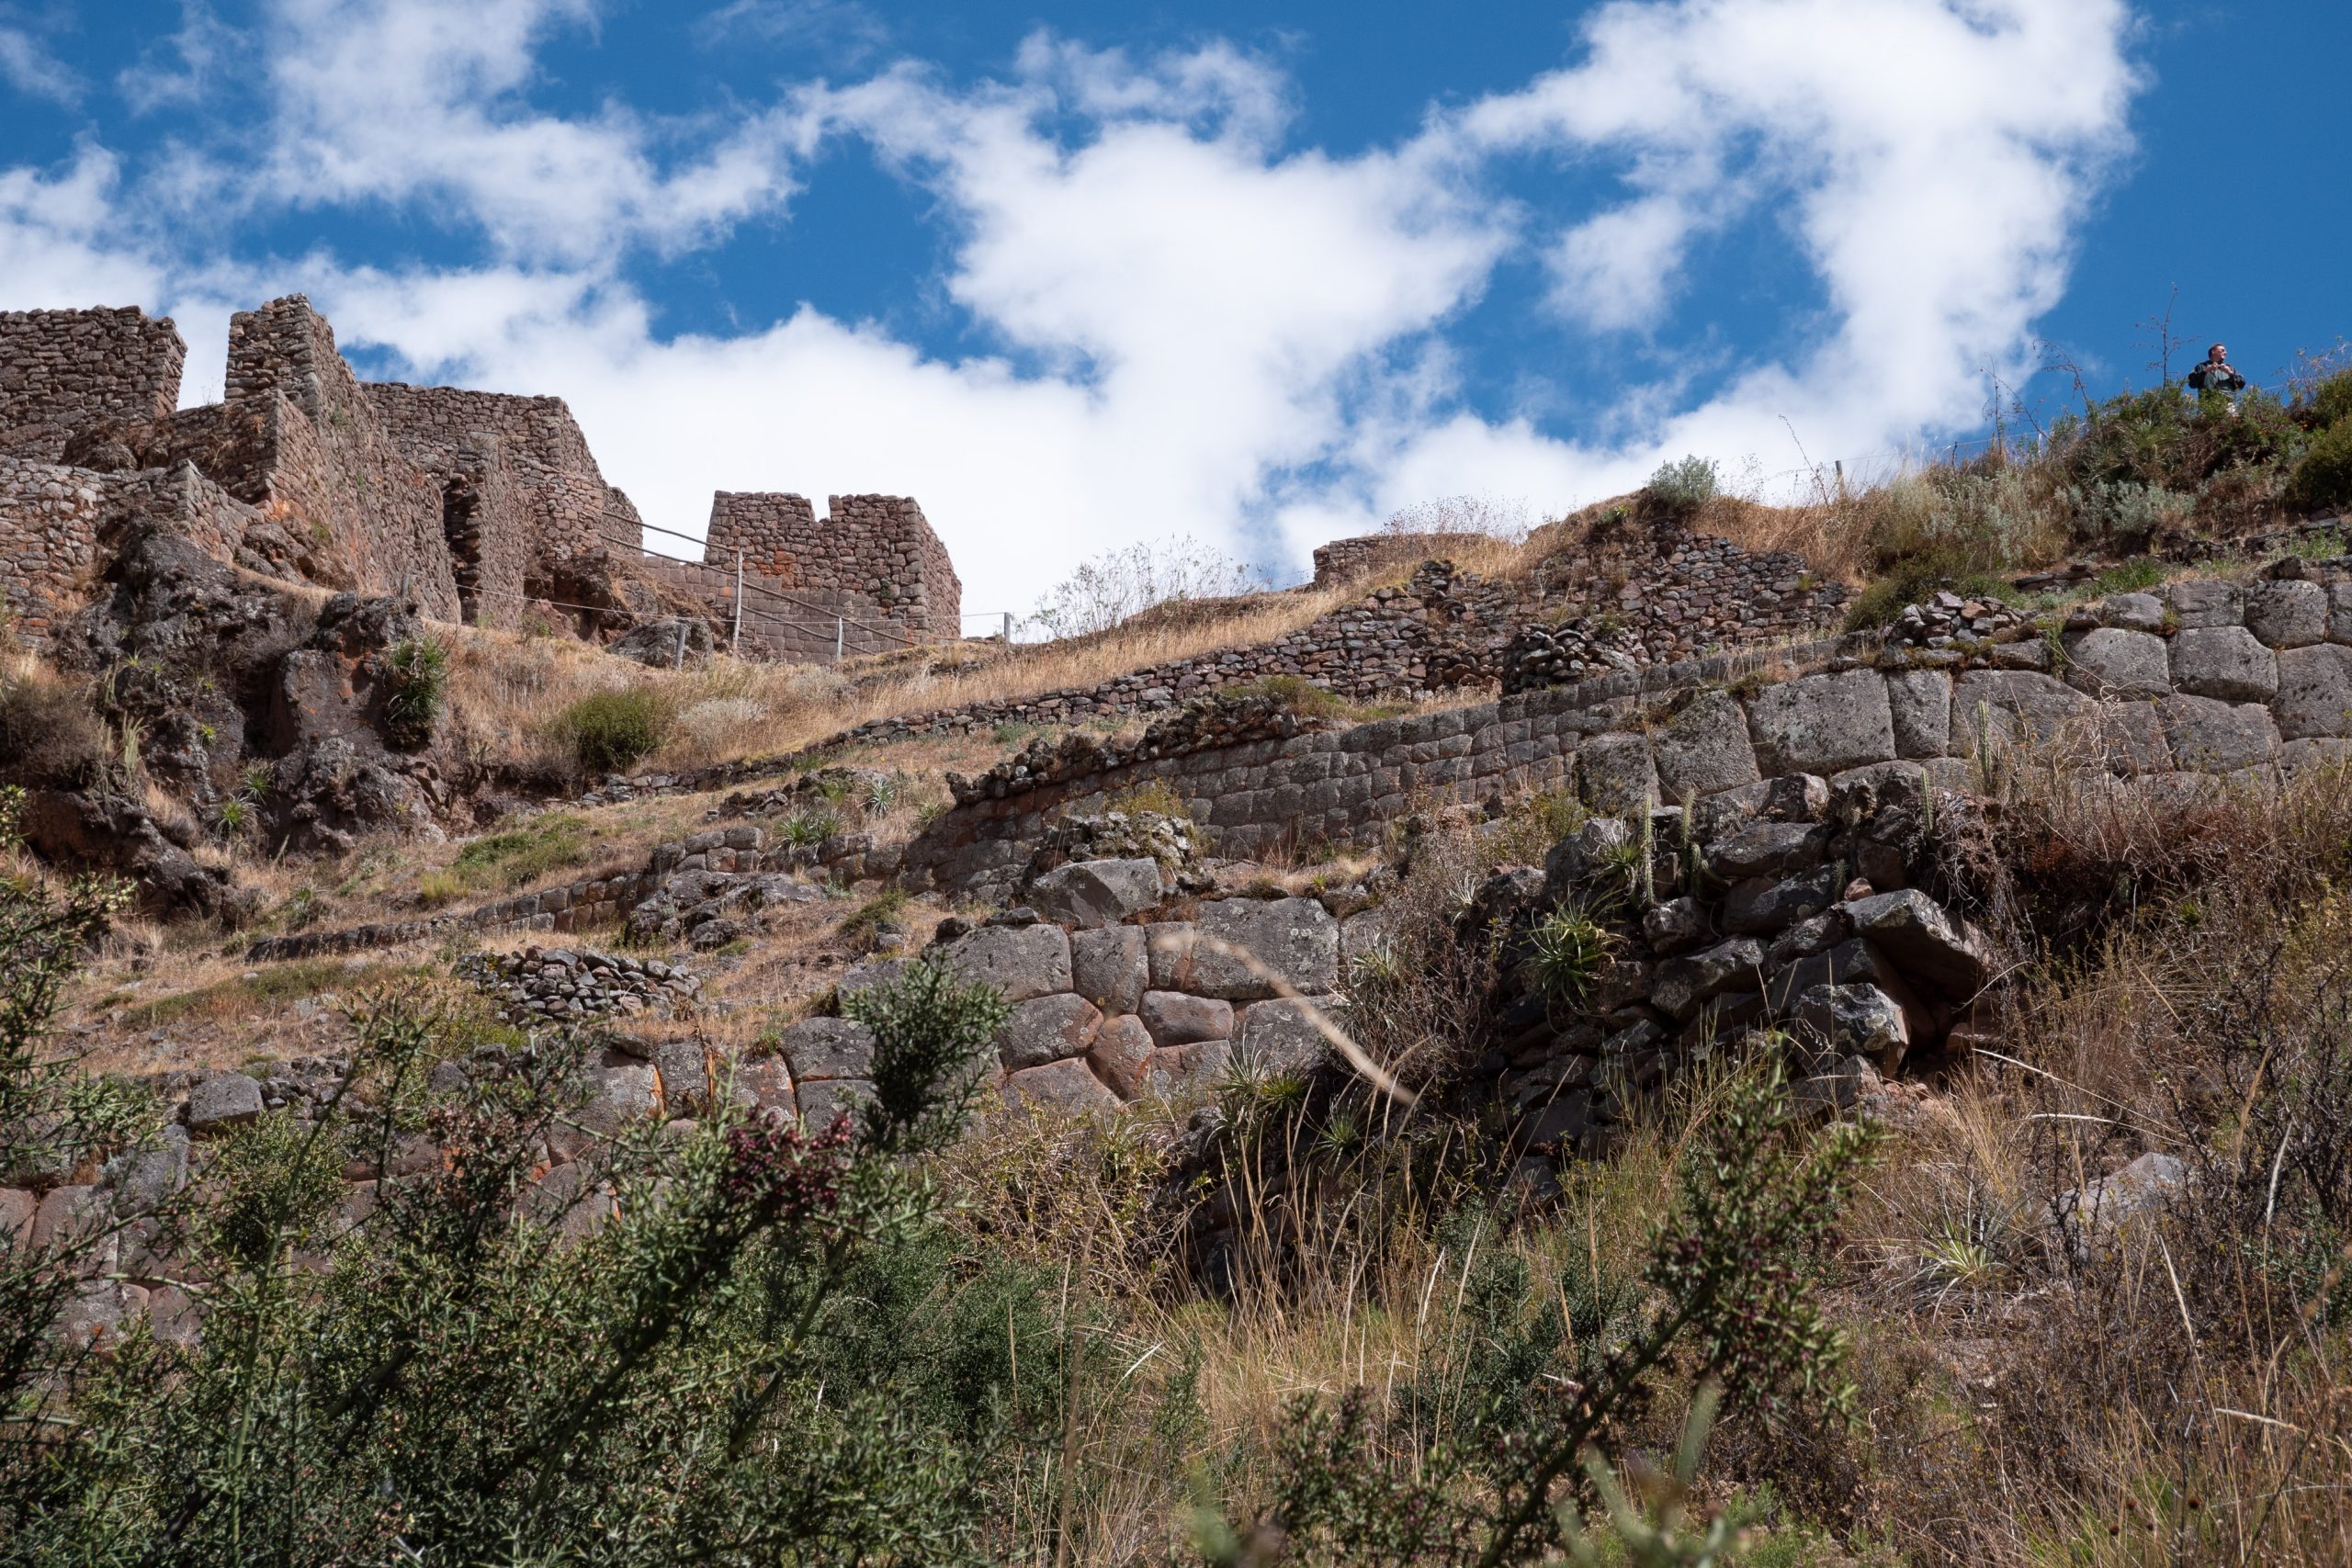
[424,529,1552,786]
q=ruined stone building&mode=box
[0,297,959,658]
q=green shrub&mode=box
[381,637,447,750]
[2306,368,2352,430]
[2287,419,2352,514]
[1646,454,1719,513]
[552,687,674,774]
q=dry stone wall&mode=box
[0,456,263,640]
[903,567,2352,900]
[365,382,635,622]
[838,522,1846,748]
[705,491,961,645]
[0,307,185,461]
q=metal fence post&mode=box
[731,551,743,654]
[835,617,844,662]
[1002,611,1012,642]
[673,621,687,669]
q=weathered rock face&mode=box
[40,523,458,869]
[609,616,714,669]
[1456,762,1999,1164]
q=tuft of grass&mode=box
[117,958,428,1026]
[443,813,595,895]
[549,689,674,775]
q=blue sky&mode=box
[2,0,2346,623]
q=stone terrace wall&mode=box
[0,307,186,461]
[1311,531,1455,587]
[706,492,960,641]
[841,522,1848,749]
[904,570,2352,897]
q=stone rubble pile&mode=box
[456,946,703,1023]
[1498,619,1643,695]
[1467,762,1998,1169]
[1881,590,2036,660]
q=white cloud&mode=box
[0,20,79,105]
[0,1,2143,625]
[695,0,889,62]
[0,150,164,308]
[1464,0,2141,456]
[255,0,815,262]
[118,2,241,115]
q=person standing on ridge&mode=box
[2186,342,2247,407]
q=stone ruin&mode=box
[0,298,959,658]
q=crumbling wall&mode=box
[1311,531,1456,587]
[0,457,105,637]
[364,383,633,623]
[842,522,1846,747]
[0,308,186,461]
[706,492,960,642]
[215,299,456,615]
[0,457,264,641]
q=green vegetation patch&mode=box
[118,958,431,1026]
[551,688,676,775]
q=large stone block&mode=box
[1651,937,1766,1021]
[1070,926,1148,1013]
[996,994,1103,1069]
[1724,864,1849,937]
[1839,888,1991,995]
[1025,858,1162,930]
[1144,1040,1232,1100]
[2272,644,2352,739]
[1884,670,1952,759]
[778,1017,875,1082]
[2283,738,2352,783]
[1762,937,1887,1011]
[1951,670,2094,754]
[1651,690,1760,799]
[1790,984,1911,1063]
[1233,997,1337,1075]
[1577,732,1658,815]
[2246,580,2329,649]
[2064,627,2172,700]
[186,1072,264,1137]
[1139,990,1234,1046]
[1188,897,1340,1000]
[2169,626,2278,703]
[940,923,1072,1003]
[1744,670,1895,777]
[1088,1014,1156,1100]
[1705,820,1830,880]
[1000,1058,1119,1117]
[2158,694,2281,773]
[2167,579,2241,629]
[798,1077,874,1129]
